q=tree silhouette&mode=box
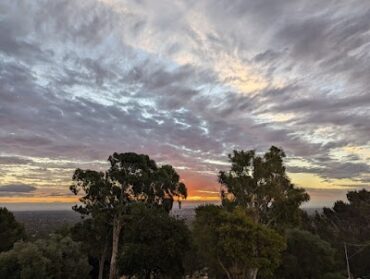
[118,204,190,278]
[71,217,111,279]
[193,205,285,279]
[0,235,91,279]
[70,152,187,279]
[0,207,26,253]
[219,146,309,227]
[313,189,370,277]
[217,146,309,278]
[276,229,340,279]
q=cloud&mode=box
[0,0,369,205]
[0,156,33,165]
[288,162,370,181]
[0,184,37,193]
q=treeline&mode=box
[1,147,369,279]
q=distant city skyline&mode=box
[0,0,369,208]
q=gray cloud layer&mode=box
[0,0,369,202]
[0,184,36,193]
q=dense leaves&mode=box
[215,146,311,278]
[70,153,187,218]
[0,235,91,279]
[219,146,309,227]
[311,189,370,278]
[70,152,187,279]
[193,205,285,279]
[71,218,111,279]
[118,205,190,278]
[108,153,187,210]
[0,207,26,253]
[276,229,341,279]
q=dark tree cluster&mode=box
[0,234,91,279]
[307,189,370,278]
[1,148,369,279]
[119,204,190,279]
[0,207,26,253]
[70,152,188,279]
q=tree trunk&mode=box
[246,268,258,279]
[109,217,122,279]
[217,256,232,279]
[98,238,109,279]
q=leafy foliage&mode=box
[0,207,26,252]
[71,218,111,279]
[108,153,187,210]
[276,229,341,279]
[315,189,370,242]
[219,146,309,227]
[118,204,190,279]
[311,189,370,277]
[70,152,187,218]
[0,235,91,279]
[70,152,187,279]
[193,205,285,279]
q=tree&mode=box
[0,242,48,279]
[70,152,187,279]
[317,189,370,243]
[219,146,310,227]
[71,217,111,279]
[217,146,309,278]
[0,235,91,279]
[312,189,370,277]
[0,207,26,252]
[118,204,190,278]
[193,205,285,279]
[276,229,341,279]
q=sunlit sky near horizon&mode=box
[0,0,370,209]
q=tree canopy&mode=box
[312,189,370,277]
[71,153,187,217]
[118,204,190,279]
[70,152,187,279]
[219,146,309,227]
[71,218,111,279]
[0,207,26,253]
[193,205,285,279]
[0,235,91,279]
[276,229,341,279]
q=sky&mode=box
[0,0,369,209]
